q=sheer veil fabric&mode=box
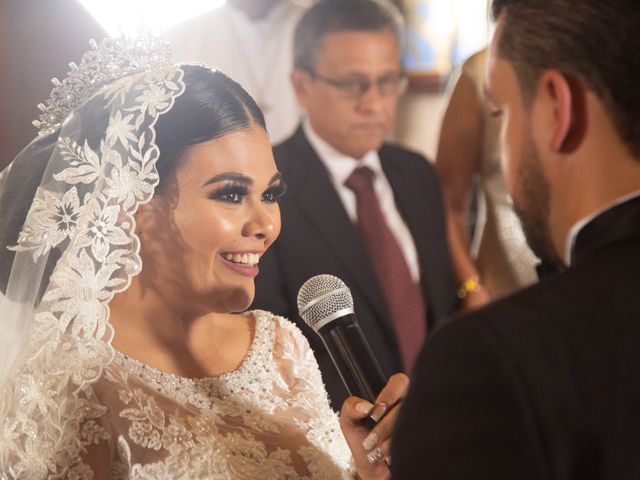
[0,39,351,478]
[0,42,186,475]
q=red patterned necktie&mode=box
[345,166,427,372]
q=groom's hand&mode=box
[339,373,409,480]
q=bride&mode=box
[0,37,406,479]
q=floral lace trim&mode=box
[0,65,186,479]
[105,312,353,478]
[112,310,281,412]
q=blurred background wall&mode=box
[0,0,105,170]
[394,0,489,160]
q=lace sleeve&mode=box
[270,314,355,478]
[272,317,330,399]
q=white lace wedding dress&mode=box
[0,41,353,479]
[88,310,353,478]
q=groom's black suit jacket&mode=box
[252,126,458,409]
[392,196,640,479]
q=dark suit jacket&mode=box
[252,126,458,410]
[392,196,640,479]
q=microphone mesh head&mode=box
[297,274,354,331]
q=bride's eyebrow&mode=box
[202,172,251,187]
[269,172,283,184]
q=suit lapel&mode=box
[572,195,640,265]
[283,128,389,320]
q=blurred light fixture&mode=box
[451,0,490,64]
[77,0,226,37]
[402,0,489,89]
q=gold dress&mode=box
[462,49,538,297]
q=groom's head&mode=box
[487,0,640,265]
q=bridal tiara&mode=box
[33,35,174,137]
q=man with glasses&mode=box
[253,0,457,410]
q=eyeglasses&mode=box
[307,70,408,99]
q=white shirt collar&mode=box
[300,119,422,282]
[302,119,382,186]
[564,190,640,265]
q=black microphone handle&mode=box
[317,313,388,404]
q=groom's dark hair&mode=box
[491,0,640,159]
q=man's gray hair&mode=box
[293,0,404,72]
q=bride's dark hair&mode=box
[154,65,266,191]
[80,64,266,190]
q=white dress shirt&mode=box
[303,120,421,282]
[165,1,307,144]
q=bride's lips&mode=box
[219,252,261,277]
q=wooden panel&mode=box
[0,0,105,169]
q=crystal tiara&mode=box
[33,35,174,136]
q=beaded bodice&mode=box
[94,311,353,479]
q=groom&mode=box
[392,0,640,478]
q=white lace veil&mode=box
[0,33,358,479]
[0,36,186,477]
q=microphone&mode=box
[297,274,387,403]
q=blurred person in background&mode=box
[436,47,538,311]
[254,0,458,410]
[165,0,310,144]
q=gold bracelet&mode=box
[457,275,483,299]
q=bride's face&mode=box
[136,127,283,314]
